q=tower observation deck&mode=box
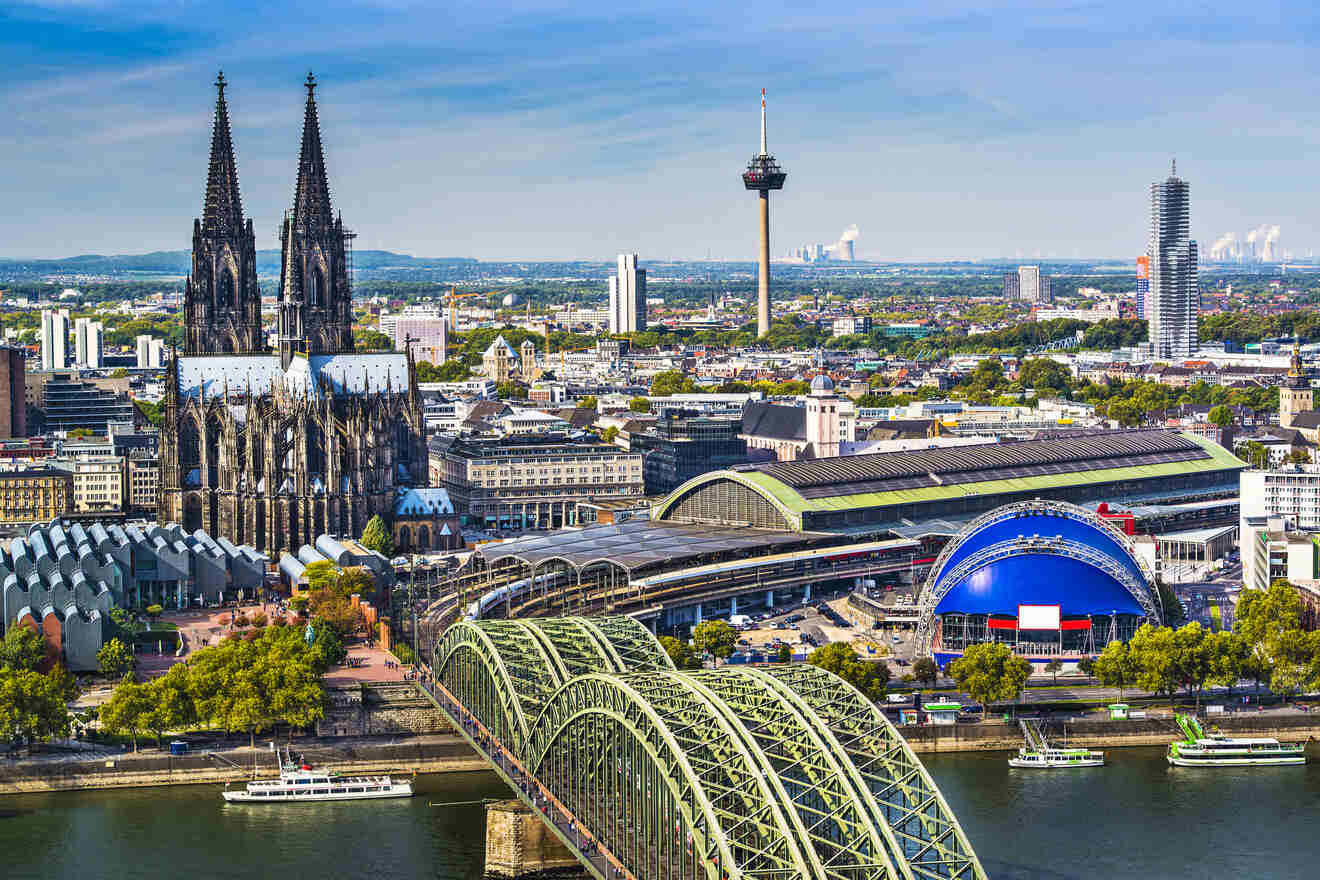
[742,89,787,337]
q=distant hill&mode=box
[0,250,478,280]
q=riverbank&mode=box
[0,734,487,794]
[901,712,1320,752]
[7,712,1320,794]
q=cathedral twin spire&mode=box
[184,71,354,363]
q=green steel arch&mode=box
[431,616,986,880]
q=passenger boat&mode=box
[1008,719,1104,768]
[222,747,414,802]
[1166,714,1306,767]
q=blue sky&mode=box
[3,1,1319,262]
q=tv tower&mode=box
[742,88,787,337]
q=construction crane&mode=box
[444,288,482,328]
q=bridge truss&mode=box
[429,616,986,880]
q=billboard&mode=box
[1017,604,1061,630]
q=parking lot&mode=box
[723,593,912,668]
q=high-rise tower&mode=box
[278,72,355,369]
[742,89,787,337]
[1147,161,1199,360]
[608,254,647,334]
[184,72,265,355]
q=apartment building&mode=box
[0,466,73,526]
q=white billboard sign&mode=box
[1017,604,1061,631]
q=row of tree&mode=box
[0,625,77,746]
[1091,581,1320,703]
[100,623,331,750]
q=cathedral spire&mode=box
[292,72,333,228]
[203,71,244,236]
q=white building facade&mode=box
[608,253,647,334]
[40,309,70,370]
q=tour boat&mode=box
[222,747,414,802]
[1166,714,1306,767]
[1008,719,1104,769]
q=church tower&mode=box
[805,372,841,459]
[278,73,355,369]
[1280,339,1312,429]
[184,72,264,355]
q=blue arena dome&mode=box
[916,501,1161,661]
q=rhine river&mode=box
[3,748,1318,879]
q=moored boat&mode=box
[1009,719,1104,768]
[1166,714,1306,767]
[222,747,414,802]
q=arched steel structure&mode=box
[914,500,1161,656]
[432,616,986,880]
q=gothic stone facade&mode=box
[160,73,427,556]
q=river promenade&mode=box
[4,706,1319,793]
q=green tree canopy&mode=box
[0,667,70,746]
[806,642,891,701]
[99,675,153,751]
[658,635,701,670]
[1,623,47,672]
[691,621,738,664]
[913,656,939,688]
[97,637,135,678]
[628,397,650,413]
[946,642,1031,718]
[360,515,395,558]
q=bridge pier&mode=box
[484,799,589,879]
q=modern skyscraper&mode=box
[40,309,70,370]
[1002,272,1020,300]
[608,254,647,334]
[1147,162,1199,359]
[1135,255,1150,319]
[74,318,103,369]
[1018,266,1041,302]
[742,89,787,337]
[0,345,26,439]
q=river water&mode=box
[3,749,1317,879]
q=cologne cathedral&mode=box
[159,73,428,555]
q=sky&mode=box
[3,0,1320,262]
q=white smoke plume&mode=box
[839,224,859,243]
[1209,232,1236,260]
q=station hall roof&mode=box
[474,520,822,573]
[706,430,1244,517]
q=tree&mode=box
[913,656,939,688]
[807,642,891,701]
[601,425,620,443]
[650,370,696,397]
[579,395,598,411]
[97,637,135,678]
[1044,658,1063,684]
[1207,405,1234,428]
[308,588,366,638]
[1170,622,1215,707]
[1,623,47,671]
[946,643,1031,719]
[145,664,196,748]
[360,515,394,558]
[692,621,737,665]
[775,644,792,663]
[1076,656,1096,677]
[145,604,163,620]
[496,381,527,400]
[1235,579,1306,691]
[99,676,153,751]
[658,635,701,670]
[1127,623,1180,697]
[354,329,393,351]
[0,668,69,747]
[1206,630,1249,696]
[628,397,650,413]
